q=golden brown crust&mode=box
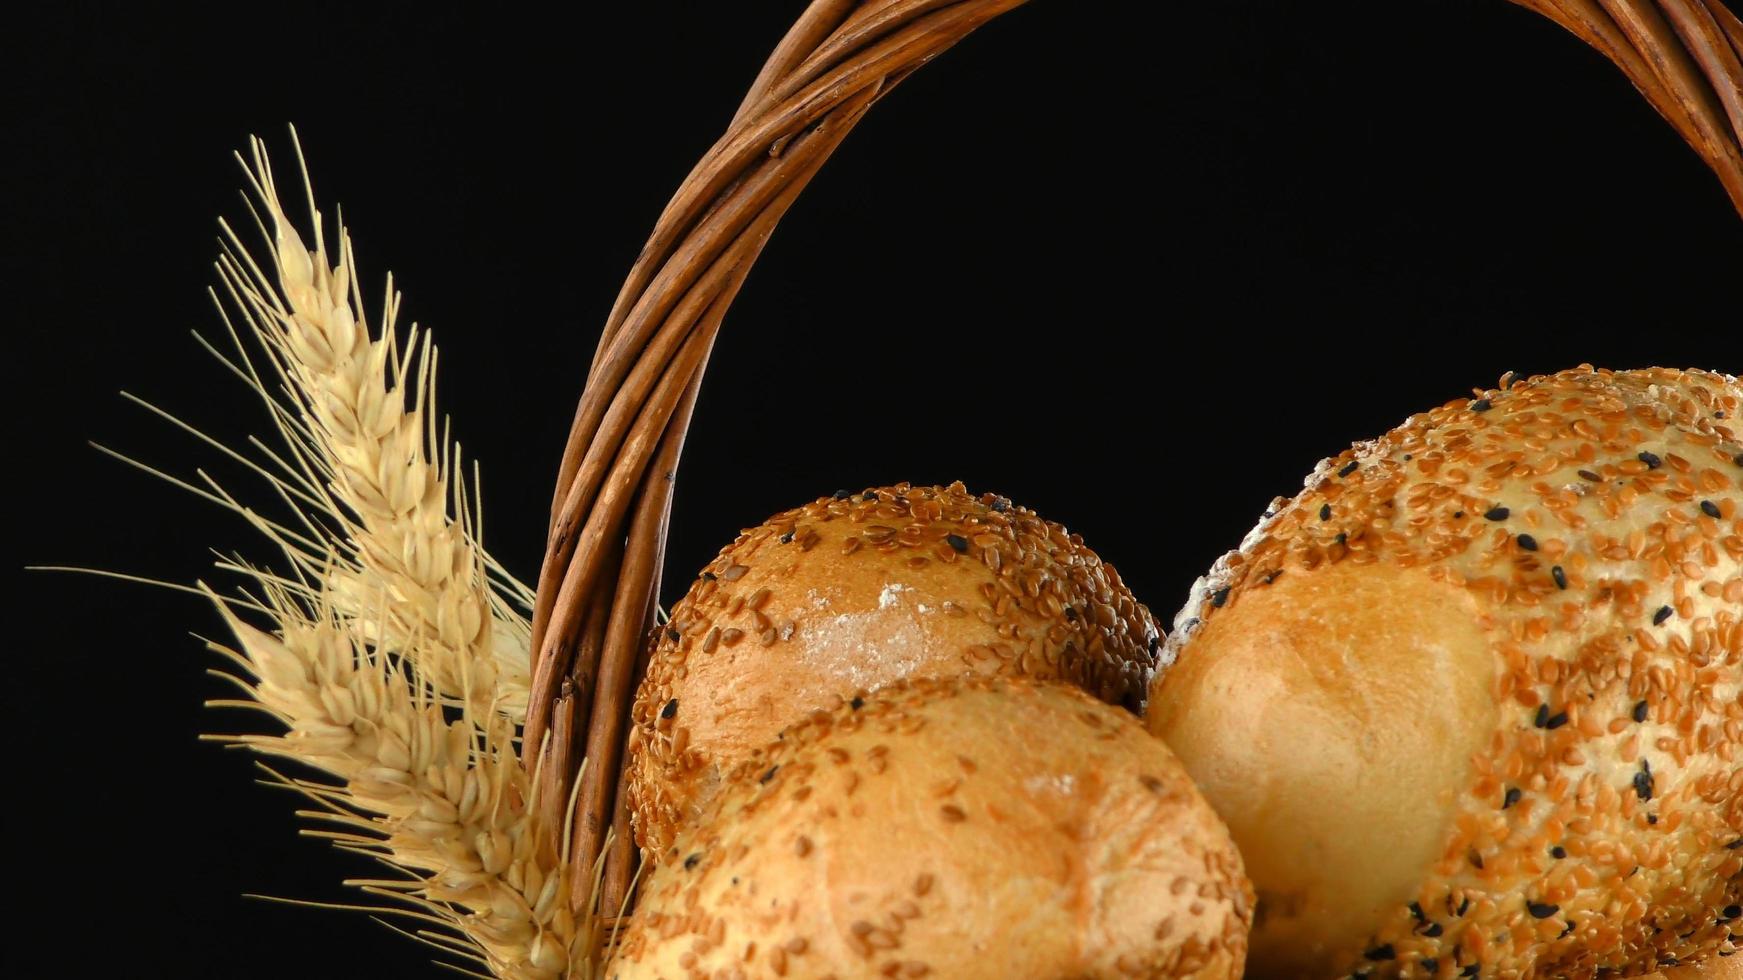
[1150,366,1743,979]
[608,675,1253,980]
[627,482,1160,858]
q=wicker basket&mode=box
[521,0,1743,925]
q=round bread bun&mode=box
[1147,366,1742,978]
[608,674,1252,979]
[627,481,1160,858]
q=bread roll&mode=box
[608,675,1252,979]
[1147,366,1742,977]
[627,481,1160,858]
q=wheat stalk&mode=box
[201,575,589,978]
[198,132,531,724]
[85,132,609,976]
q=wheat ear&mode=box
[201,573,589,978]
[197,131,530,723]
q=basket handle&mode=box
[526,0,1743,914]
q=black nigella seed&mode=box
[1534,704,1550,728]
[1578,469,1602,483]
[1461,967,1480,978]
[1638,451,1662,469]
[667,628,681,643]
[684,853,702,870]
[1484,506,1510,521]
[780,529,795,543]
[1653,605,1673,626]
[1728,838,1743,849]
[1634,766,1654,802]
[1453,511,1464,519]
[1552,566,1568,590]
[946,533,969,554]
[1720,905,1741,923]
[701,571,717,581]
[760,765,779,784]
[1551,846,1566,859]
[1457,897,1472,917]
[1335,532,1347,546]
[661,698,678,719]
[1546,711,1568,730]
[849,696,864,711]
[1529,902,1560,919]
[1517,533,1538,551]
[1647,814,1658,825]
[1320,503,1332,521]
[1633,700,1649,723]
[1364,945,1396,962]
[991,497,1009,512]
[1502,786,1521,809]
[1210,587,1231,608]
[1422,922,1443,938]
[1718,410,1728,419]
[1408,902,1424,921]
[1734,452,1743,467]
[1148,634,1160,653]
[832,489,851,500]
[1471,398,1492,412]
[1339,460,1360,478]
[1422,959,1439,976]
[1701,500,1722,519]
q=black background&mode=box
[9,2,1742,976]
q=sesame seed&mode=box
[1551,846,1566,859]
[1577,469,1602,483]
[1633,700,1649,723]
[1552,566,1568,590]
[661,698,678,719]
[1339,460,1360,478]
[1529,902,1560,919]
[1319,503,1332,521]
[1210,587,1230,608]
[1484,506,1510,521]
[1471,398,1492,412]
[1503,787,1521,809]
[1701,500,1722,518]
[1365,945,1396,961]
[1653,605,1673,625]
[1517,533,1538,551]
[945,533,968,554]
[1638,451,1662,469]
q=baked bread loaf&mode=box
[627,481,1160,858]
[608,675,1252,979]
[1147,366,1742,978]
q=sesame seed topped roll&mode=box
[1147,366,1742,978]
[608,675,1252,980]
[627,481,1161,859]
